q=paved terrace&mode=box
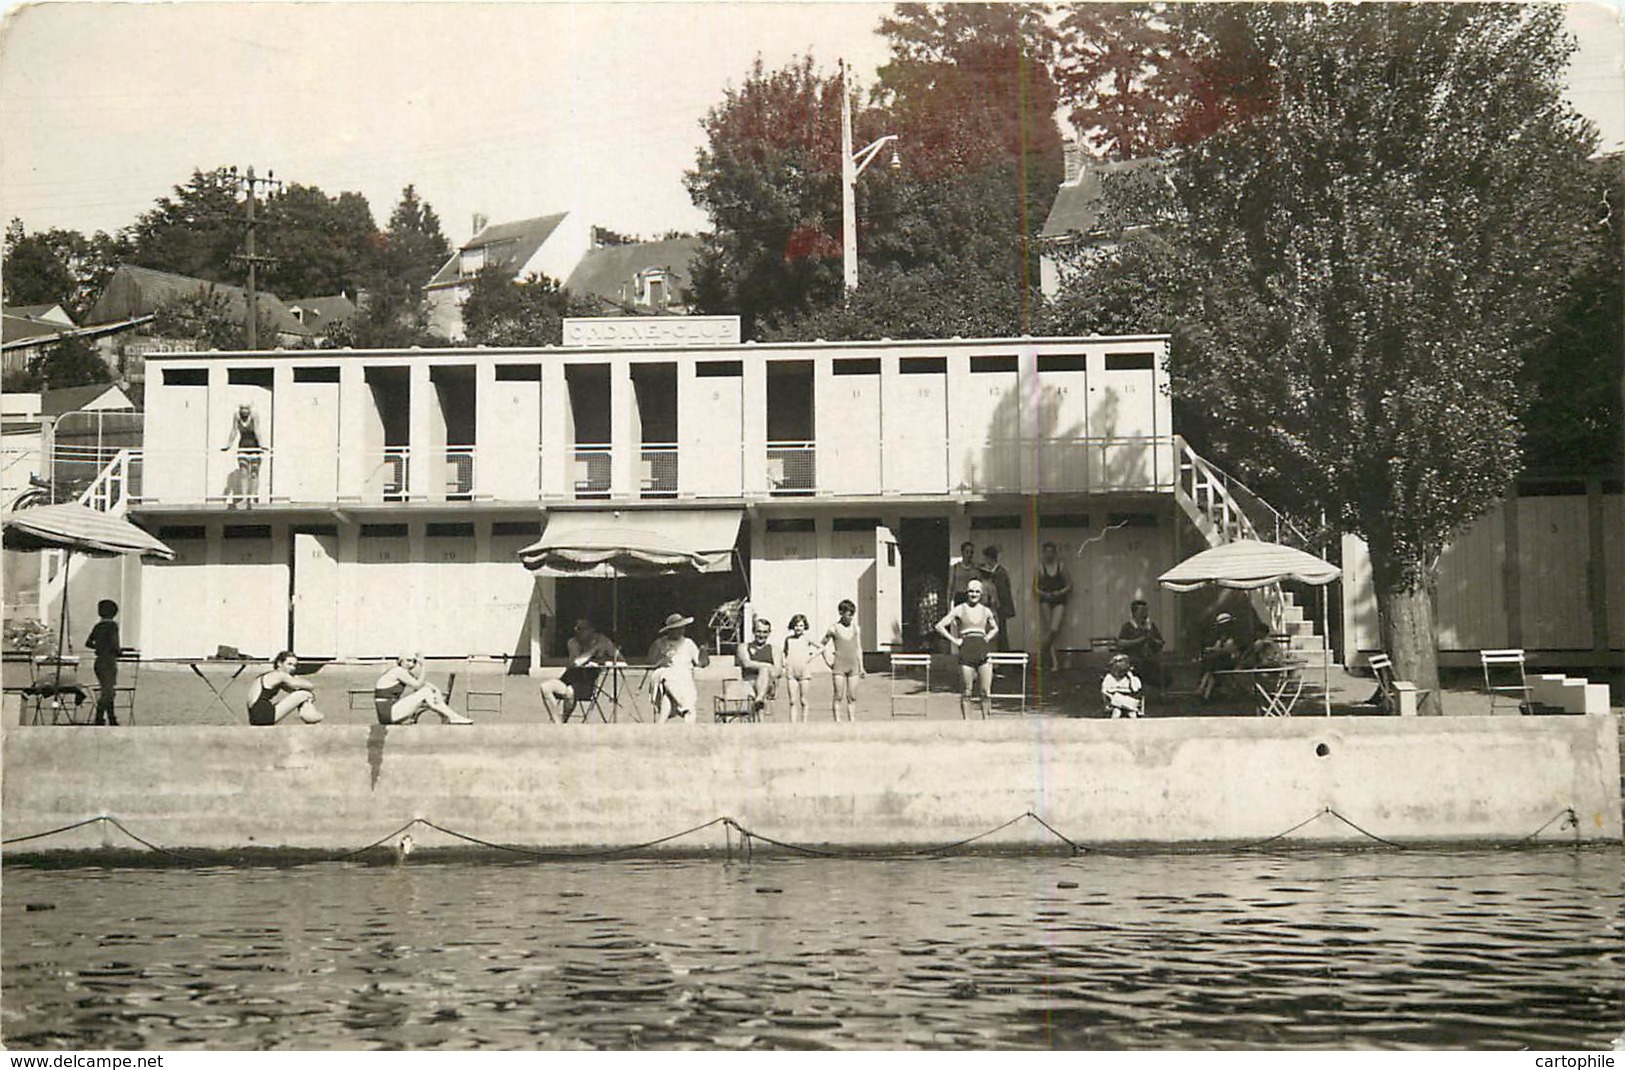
[8,654,1621,727]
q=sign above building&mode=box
[562,316,741,348]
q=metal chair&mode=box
[986,652,1029,716]
[713,675,757,723]
[25,655,88,725]
[463,656,507,716]
[108,653,140,724]
[889,653,932,718]
[1367,653,1431,716]
[1480,649,1529,714]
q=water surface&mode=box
[3,849,1621,1050]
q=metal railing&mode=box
[367,447,410,502]
[573,444,612,499]
[766,441,816,495]
[443,446,475,500]
[641,443,678,498]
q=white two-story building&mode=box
[124,319,1257,664]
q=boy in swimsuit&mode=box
[246,651,324,725]
[781,613,820,723]
[937,578,999,719]
[820,599,864,723]
[85,599,123,726]
[374,654,473,724]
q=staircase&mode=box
[36,449,139,627]
[1172,436,1329,660]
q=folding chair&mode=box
[889,653,932,718]
[26,656,89,725]
[713,676,757,723]
[463,656,507,716]
[1481,649,1529,714]
[109,653,140,724]
[986,652,1029,716]
[1367,653,1431,716]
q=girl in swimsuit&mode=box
[937,579,999,719]
[820,599,864,723]
[1034,541,1072,672]
[246,651,324,725]
[781,613,820,723]
[374,654,473,724]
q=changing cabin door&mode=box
[291,531,340,657]
[873,525,902,651]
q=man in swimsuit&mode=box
[735,617,780,715]
[541,619,621,722]
[246,651,324,725]
[1034,541,1072,672]
[937,578,999,719]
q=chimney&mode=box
[1063,138,1086,185]
[472,212,489,237]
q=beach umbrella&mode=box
[1158,539,1339,592]
[3,502,174,696]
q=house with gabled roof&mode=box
[1038,150,1162,299]
[423,212,593,340]
[565,234,701,315]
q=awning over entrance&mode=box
[518,509,744,578]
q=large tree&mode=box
[259,184,379,298]
[330,185,452,348]
[1053,4,1599,698]
[3,220,125,318]
[124,167,247,284]
[460,269,595,347]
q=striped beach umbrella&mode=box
[1158,539,1339,591]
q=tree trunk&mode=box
[1374,576,1442,711]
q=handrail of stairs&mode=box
[1173,436,1294,636]
[75,449,134,515]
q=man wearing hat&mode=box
[1199,611,1244,701]
[646,612,710,723]
[1101,653,1144,719]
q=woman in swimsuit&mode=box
[1033,540,1073,672]
[819,599,864,723]
[735,617,780,714]
[937,578,1000,719]
[781,613,820,723]
[221,403,265,505]
[374,654,473,725]
[245,651,324,725]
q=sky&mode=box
[0,1,1621,250]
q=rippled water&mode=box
[3,850,1622,1050]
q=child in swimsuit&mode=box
[820,599,864,723]
[246,651,324,725]
[937,579,1000,719]
[781,613,820,723]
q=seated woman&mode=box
[647,612,709,724]
[735,617,780,714]
[246,651,324,725]
[541,619,621,722]
[374,654,473,725]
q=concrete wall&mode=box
[3,716,1616,853]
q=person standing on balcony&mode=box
[221,402,265,507]
[947,542,979,608]
[937,579,999,719]
[1033,541,1073,672]
[980,545,1015,652]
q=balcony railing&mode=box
[767,441,816,496]
[366,447,410,502]
[573,444,612,500]
[444,446,475,501]
[641,443,678,499]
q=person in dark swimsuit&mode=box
[375,654,472,724]
[541,619,620,722]
[735,617,781,714]
[1034,541,1073,672]
[221,403,265,505]
[937,579,1000,719]
[246,651,323,725]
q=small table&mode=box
[183,660,252,715]
[1213,662,1305,717]
[576,662,651,723]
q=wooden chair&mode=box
[987,651,1030,716]
[1480,649,1529,714]
[462,656,507,716]
[1367,653,1431,716]
[713,675,757,723]
[889,653,932,718]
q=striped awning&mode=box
[2,501,174,559]
[1158,539,1339,592]
[519,509,742,578]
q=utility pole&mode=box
[840,60,900,294]
[230,166,281,349]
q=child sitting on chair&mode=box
[1102,653,1144,719]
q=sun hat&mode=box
[660,613,694,633]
